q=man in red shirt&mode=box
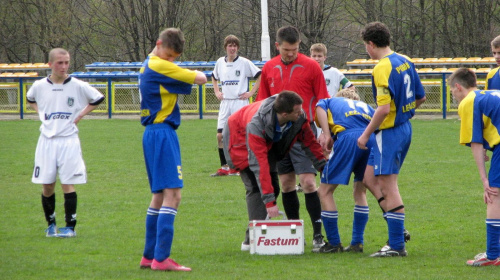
[256,25,330,251]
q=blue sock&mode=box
[143,207,159,260]
[386,212,405,250]
[486,219,500,260]
[321,211,340,246]
[154,207,177,262]
[351,205,369,245]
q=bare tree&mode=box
[2,0,500,71]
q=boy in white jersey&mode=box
[211,35,262,177]
[310,43,354,97]
[26,48,104,238]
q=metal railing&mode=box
[0,72,487,120]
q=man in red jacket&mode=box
[223,90,327,251]
[256,25,330,250]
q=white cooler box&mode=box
[248,219,304,255]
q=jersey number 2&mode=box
[404,74,413,99]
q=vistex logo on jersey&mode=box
[44,112,72,120]
[222,80,239,86]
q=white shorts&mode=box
[32,134,87,185]
[217,99,249,130]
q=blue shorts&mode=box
[489,146,500,188]
[143,123,183,193]
[321,129,374,185]
[368,121,412,176]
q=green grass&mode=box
[0,117,498,279]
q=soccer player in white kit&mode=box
[310,43,354,97]
[210,35,262,177]
[26,48,104,238]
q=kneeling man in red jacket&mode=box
[223,90,327,250]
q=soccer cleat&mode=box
[311,234,326,252]
[316,242,343,253]
[140,257,153,269]
[228,169,240,176]
[295,183,303,192]
[45,223,58,237]
[210,168,229,177]
[151,258,191,271]
[370,245,407,257]
[57,227,76,238]
[344,243,364,253]
[241,241,250,251]
[241,232,250,251]
[466,252,500,267]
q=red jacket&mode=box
[256,53,329,122]
[223,95,326,207]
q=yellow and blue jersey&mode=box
[139,55,197,128]
[316,97,374,135]
[485,67,500,90]
[371,52,425,129]
[459,90,500,150]
[317,97,375,185]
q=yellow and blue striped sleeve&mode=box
[373,58,392,106]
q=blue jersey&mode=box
[458,90,500,151]
[316,97,374,135]
[485,67,500,90]
[371,52,425,129]
[139,55,197,128]
[317,97,375,185]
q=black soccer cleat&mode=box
[316,242,343,253]
[343,243,363,253]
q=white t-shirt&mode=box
[212,56,261,100]
[26,76,104,138]
[323,66,352,97]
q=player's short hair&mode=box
[48,48,69,63]
[159,28,185,54]
[273,90,303,113]
[491,35,500,49]
[448,67,477,89]
[361,22,391,48]
[224,35,240,49]
[276,26,300,45]
[335,88,360,101]
[310,43,327,56]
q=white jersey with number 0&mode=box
[26,76,104,138]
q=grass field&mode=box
[0,117,498,279]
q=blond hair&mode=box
[491,35,500,49]
[310,43,327,56]
[335,88,360,101]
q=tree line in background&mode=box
[1,0,500,72]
